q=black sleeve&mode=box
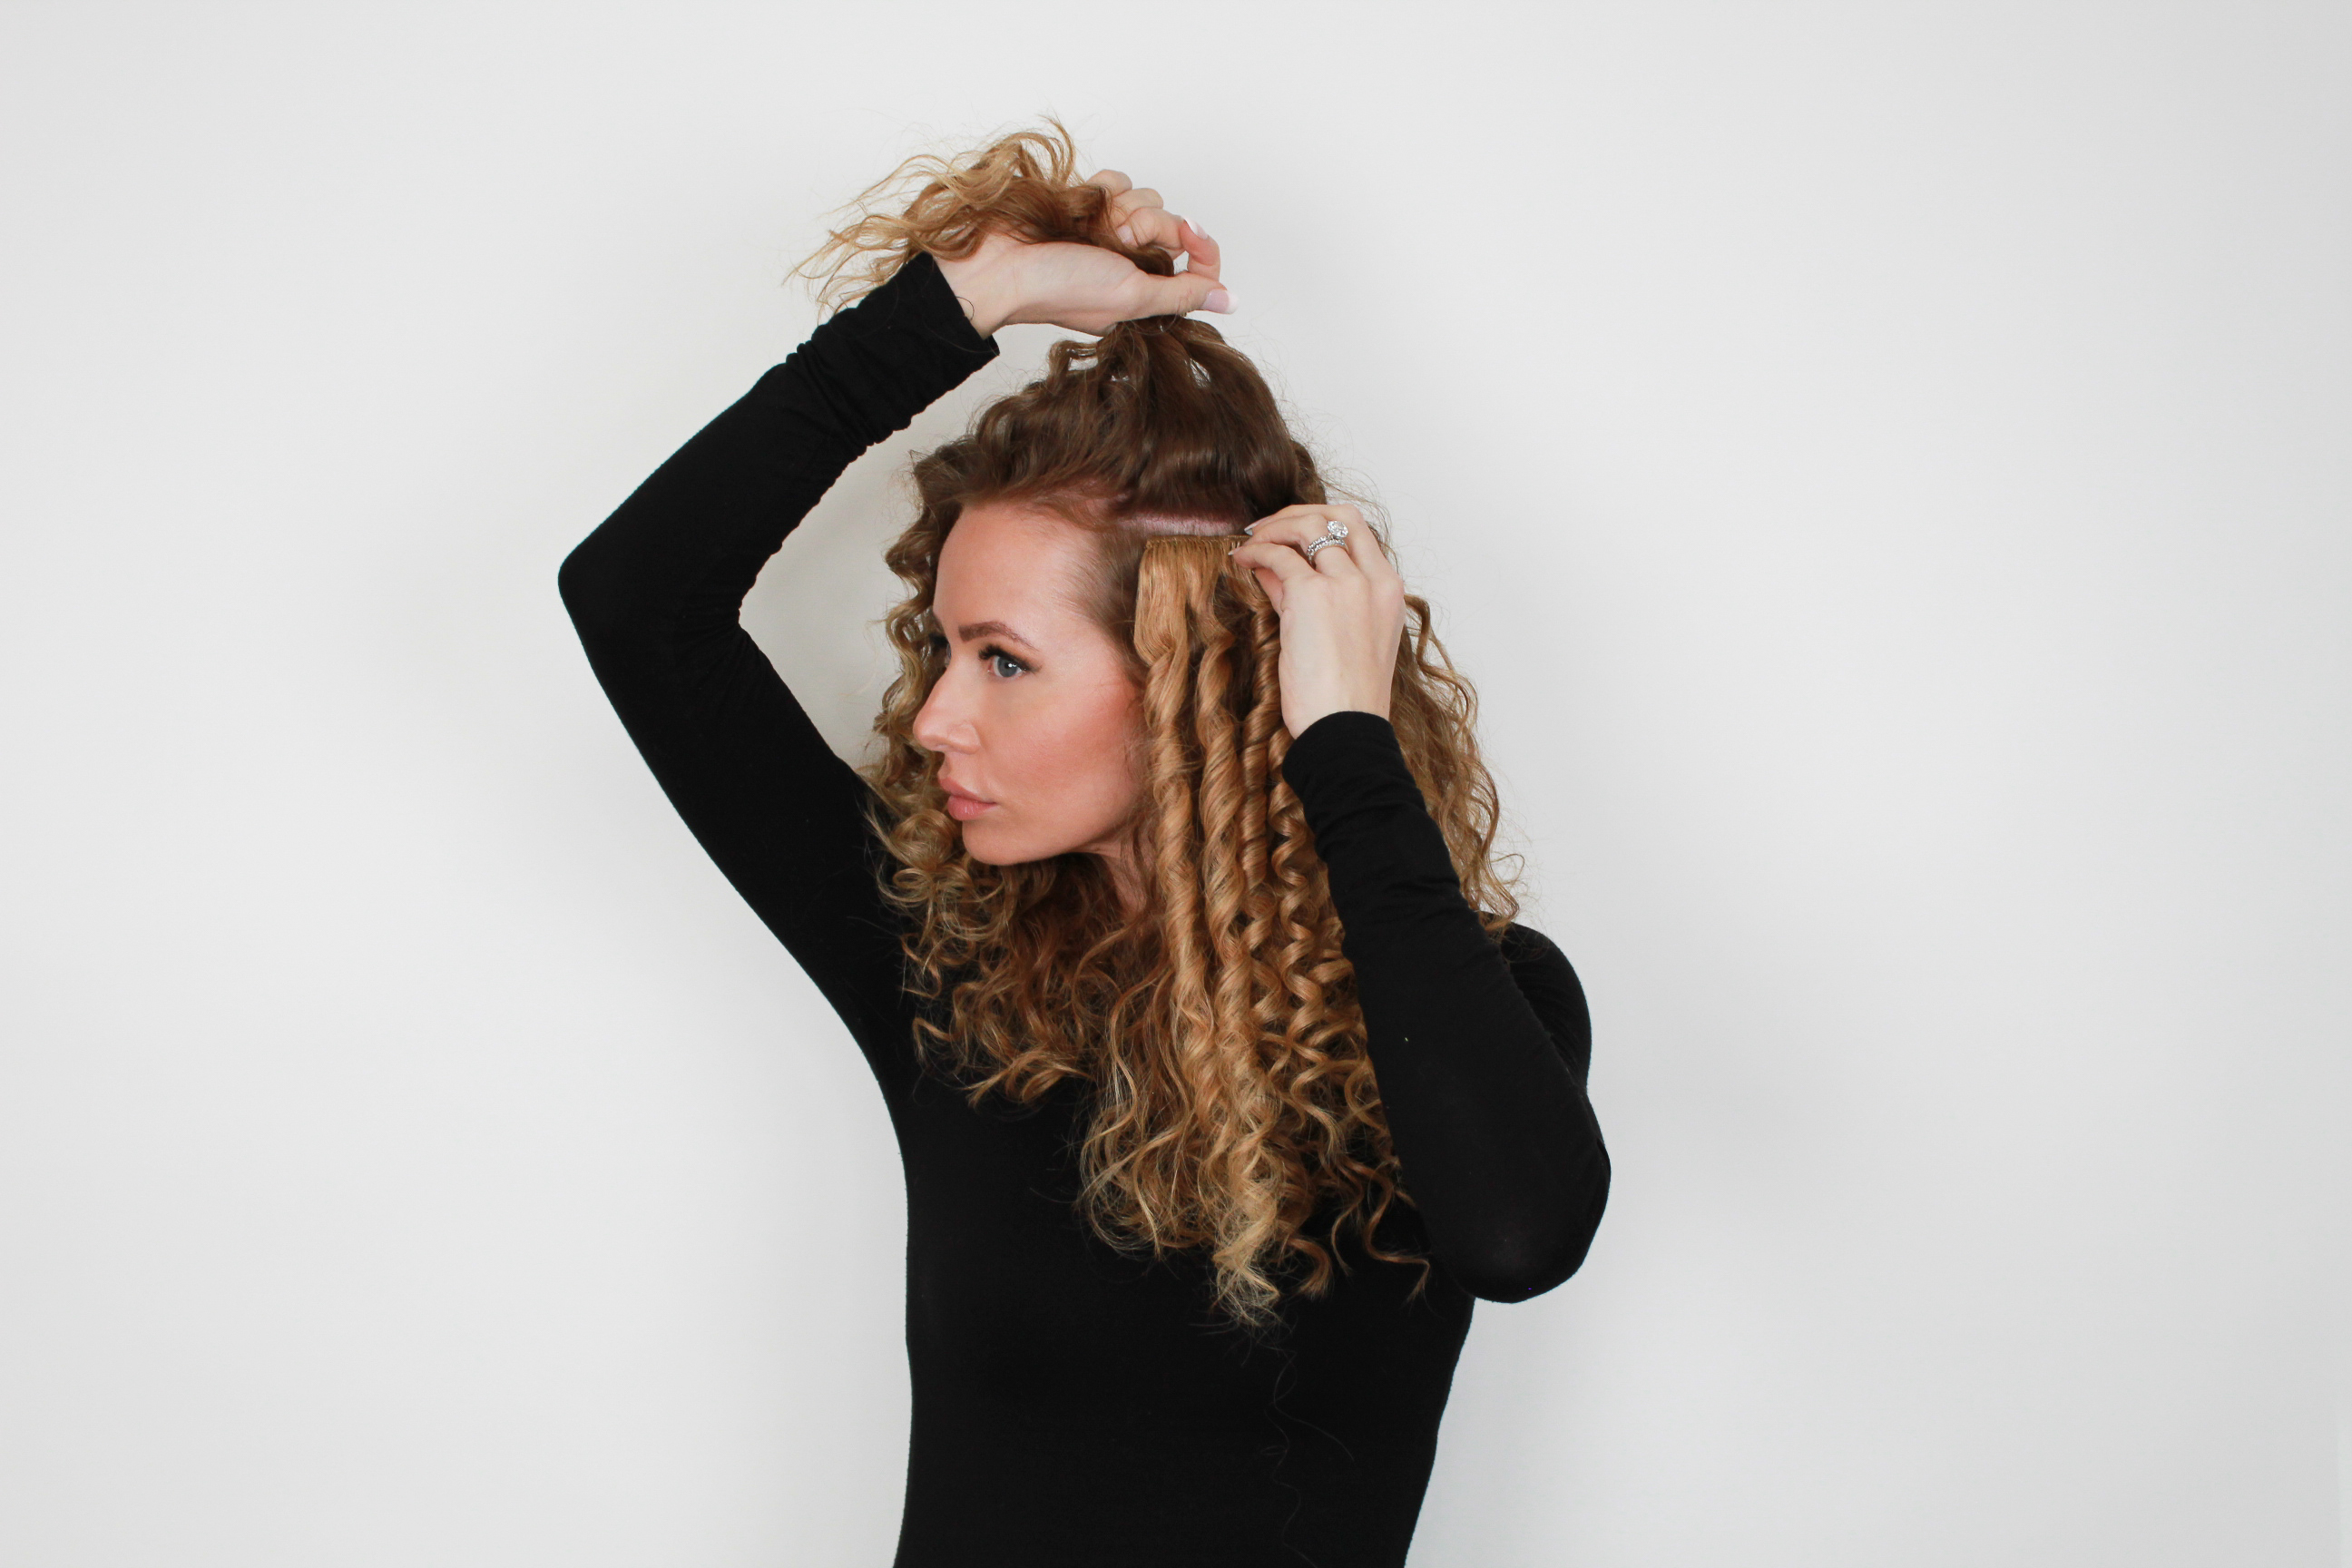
[1279,710,1611,1301]
[557,255,1000,1072]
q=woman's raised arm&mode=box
[557,254,999,1051]
[560,172,1228,1061]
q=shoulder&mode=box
[1494,918,1575,980]
[1494,919,1592,1067]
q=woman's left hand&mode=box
[1228,505,1407,740]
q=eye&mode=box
[980,643,1030,680]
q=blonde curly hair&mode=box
[806,122,1522,1328]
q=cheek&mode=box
[1002,681,1142,815]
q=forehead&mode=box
[933,502,1096,619]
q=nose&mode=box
[911,666,978,756]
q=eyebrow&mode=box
[953,620,1039,651]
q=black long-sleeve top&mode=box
[558,252,1609,1567]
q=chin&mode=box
[956,821,1025,866]
[959,819,1082,868]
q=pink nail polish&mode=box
[1117,223,1136,247]
[1204,289,1234,313]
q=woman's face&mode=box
[913,502,1145,871]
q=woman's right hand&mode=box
[934,170,1231,338]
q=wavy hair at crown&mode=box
[796,114,1140,312]
[799,122,1523,1328]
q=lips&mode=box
[940,777,997,821]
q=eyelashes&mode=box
[925,633,1030,680]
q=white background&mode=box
[4,3,2346,1563]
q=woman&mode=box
[559,126,1609,1567]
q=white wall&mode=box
[4,3,2345,1563]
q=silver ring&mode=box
[1302,535,1343,564]
[1324,518,1350,540]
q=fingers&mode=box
[1086,170,1158,245]
[1228,537,1317,582]
[1225,533,1318,611]
[1104,181,1164,247]
[1239,505,1396,583]
[1119,211,1224,308]
[1083,169,1230,314]
[1120,206,1215,264]
[1177,215,1220,281]
[1094,176,1215,265]
[1229,503,1404,622]
[1118,204,1186,258]
[1123,267,1233,318]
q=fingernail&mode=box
[1190,219,1212,242]
[1241,522,1258,534]
[1117,223,1136,247]
[1204,289,1234,313]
